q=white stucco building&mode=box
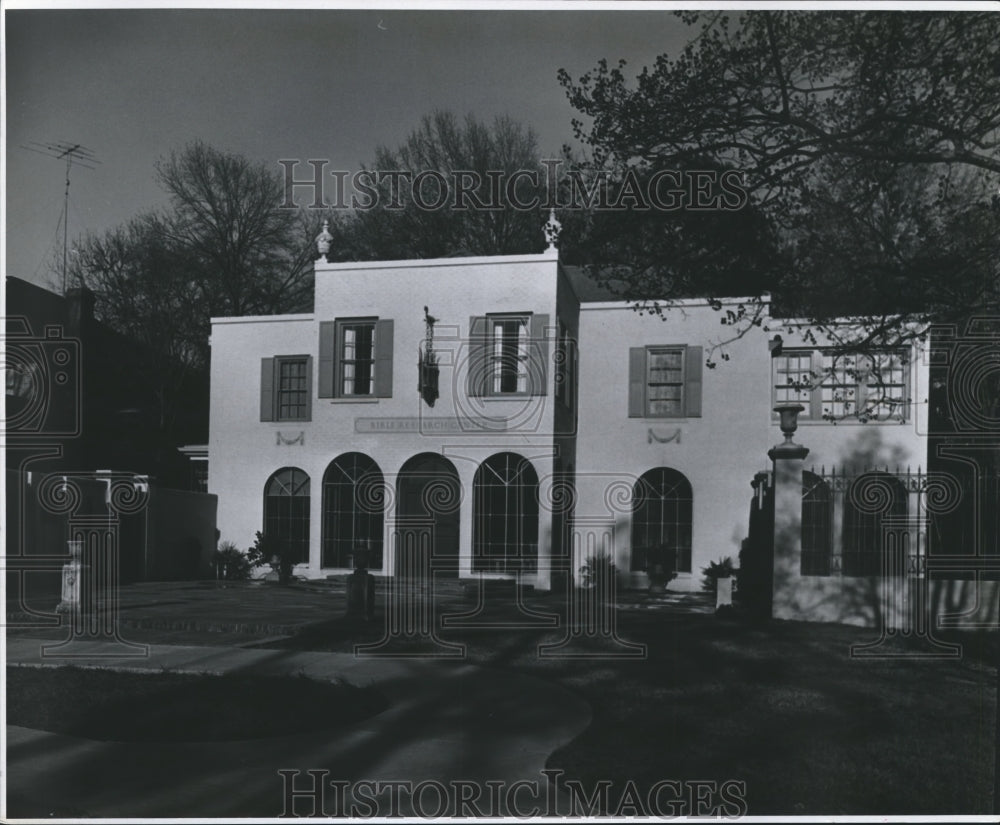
[208,244,931,596]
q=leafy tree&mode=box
[558,11,1000,350]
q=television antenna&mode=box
[21,140,100,294]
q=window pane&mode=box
[277,358,308,420]
[322,454,384,569]
[472,453,539,573]
[490,317,528,394]
[264,468,310,564]
[339,322,375,396]
[630,468,693,572]
[773,353,814,414]
[646,348,684,416]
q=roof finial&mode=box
[544,208,561,251]
[316,219,333,262]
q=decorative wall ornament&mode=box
[544,208,562,250]
[647,427,682,444]
[315,219,333,261]
[276,431,305,446]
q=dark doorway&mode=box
[396,453,461,577]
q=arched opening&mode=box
[631,468,693,574]
[322,453,384,569]
[843,472,908,576]
[802,471,832,576]
[396,453,462,576]
[472,452,539,574]
[263,467,310,565]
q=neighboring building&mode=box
[4,276,209,486]
[209,245,937,602]
[5,277,216,597]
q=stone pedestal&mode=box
[716,576,733,609]
[768,440,809,620]
[55,540,92,616]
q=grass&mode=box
[270,599,997,815]
[6,665,387,743]
[9,585,994,815]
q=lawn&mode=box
[269,600,997,816]
[6,665,387,742]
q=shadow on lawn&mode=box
[266,596,995,817]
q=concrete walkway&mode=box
[5,638,591,818]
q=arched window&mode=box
[322,453,384,569]
[801,471,832,576]
[263,468,310,565]
[843,472,907,576]
[631,468,693,573]
[473,453,539,573]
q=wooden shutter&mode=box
[374,319,394,398]
[529,313,550,396]
[318,321,336,398]
[260,358,275,421]
[684,345,703,418]
[467,316,489,397]
[628,347,646,417]
[303,356,313,420]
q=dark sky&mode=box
[5,6,697,287]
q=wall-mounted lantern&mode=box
[419,306,440,407]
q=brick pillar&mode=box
[769,405,809,620]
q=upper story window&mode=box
[772,349,910,422]
[339,321,376,396]
[467,313,549,398]
[491,316,529,394]
[277,357,310,419]
[628,345,703,419]
[318,318,394,400]
[260,356,312,422]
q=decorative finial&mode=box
[544,208,561,251]
[316,219,333,261]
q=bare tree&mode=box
[330,111,550,261]
[156,140,313,317]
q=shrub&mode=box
[701,556,737,593]
[212,541,253,580]
[249,530,297,585]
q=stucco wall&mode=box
[771,322,930,472]
[209,250,933,600]
[209,253,563,585]
[574,299,773,591]
[573,304,931,592]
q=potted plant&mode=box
[644,544,678,594]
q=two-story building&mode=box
[209,239,935,603]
